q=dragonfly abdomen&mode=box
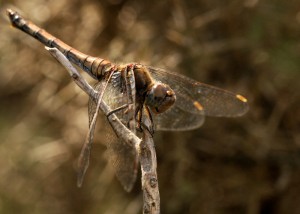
[7,9,113,80]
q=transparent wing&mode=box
[151,92,205,131]
[147,66,249,131]
[88,78,138,192]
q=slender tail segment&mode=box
[6,9,113,80]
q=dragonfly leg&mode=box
[133,103,145,132]
[106,104,129,118]
[139,106,154,135]
[106,103,136,135]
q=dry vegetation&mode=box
[0,0,299,213]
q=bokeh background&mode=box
[0,0,299,213]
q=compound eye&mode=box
[153,84,167,100]
[146,83,176,114]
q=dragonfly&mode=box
[7,9,249,191]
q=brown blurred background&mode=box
[0,0,299,213]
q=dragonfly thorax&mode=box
[145,82,176,114]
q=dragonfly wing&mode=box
[88,79,138,192]
[150,91,205,131]
[152,102,205,131]
[104,128,138,192]
[147,67,249,130]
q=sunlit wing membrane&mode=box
[152,103,205,131]
[148,67,249,117]
[149,91,205,130]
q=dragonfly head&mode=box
[145,82,176,114]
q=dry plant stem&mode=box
[140,115,160,214]
[46,47,160,213]
[140,131,160,214]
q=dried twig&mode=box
[140,112,160,214]
[46,47,160,213]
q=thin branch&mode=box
[140,112,160,214]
